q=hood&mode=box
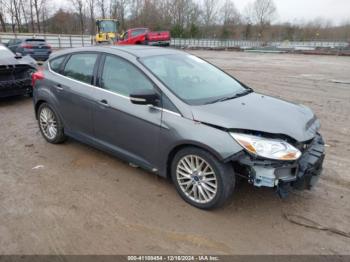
[191,92,320,142]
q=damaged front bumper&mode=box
[0,64,33,98]
[234,133,325,196]
[0,78,32,98]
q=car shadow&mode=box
[74,137,301,211]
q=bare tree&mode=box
[20,0,30,32]
[129,0,143,25]
[5,0,17,32]
[71,0,86,34]
[0,0,7,32]
[220,0,240,38]
[41,0,48,33]
[29,0,35,32]
[165,0,200,36]
[13,0,23,32]
[202,0,218,29]
[87,0,96,35]
[168,0,187,28]
[33,0,42,32]
[251,0,277,38]
[221,0,240,25]
[138,0,163,28]
[110,0,128,29]
[97,0,107,19]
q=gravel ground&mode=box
[0,51,349,255]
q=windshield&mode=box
[99,20,117,33]
[141,54,248,105]
[0,45,15,58]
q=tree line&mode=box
[0,0,349,41]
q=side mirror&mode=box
[15,52,22,59]
[130,89,159,106]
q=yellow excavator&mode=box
[95,19,119,44]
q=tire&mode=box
[171,147,235,210]
[37,103,66,144]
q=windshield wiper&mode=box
[206,88,253,104]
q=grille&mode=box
[0,64,32,88]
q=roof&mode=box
[108,45,183,58]
[50,45,184,59]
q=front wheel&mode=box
[171,147,235,209]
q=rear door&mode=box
[49,52,100,140]
[92,54,162,169]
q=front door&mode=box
[92,54,162,170]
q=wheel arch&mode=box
[33,88,64,122]
[165,142,225,180]
[34,99,47,119]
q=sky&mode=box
[234,0,350,25]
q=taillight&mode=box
[47,44,51,49]
[21,43,33,48]
[31,71,44,87]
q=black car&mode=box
[0,45,37,98]
[6,38,52,61]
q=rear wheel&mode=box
[171,147,235,209]
[37,103,66,144]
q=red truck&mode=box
[117,28,171,46]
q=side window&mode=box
[49,56,66,73]
[101,55,154,97]
[131,29,146,37]
[63,53,98,84]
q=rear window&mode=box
[25,39,45,42]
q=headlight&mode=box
[230,132,301,161]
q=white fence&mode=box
[270,41,349,49]
[0,33,93,48]
[171,38,349,49]
[171,38,263,48]
[0,33,348,50]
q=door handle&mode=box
[98,99,110,107]
[54,84,63,90]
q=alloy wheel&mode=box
[39,107,58,140]
[176,155,218,204]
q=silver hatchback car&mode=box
[32,46,325,209]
